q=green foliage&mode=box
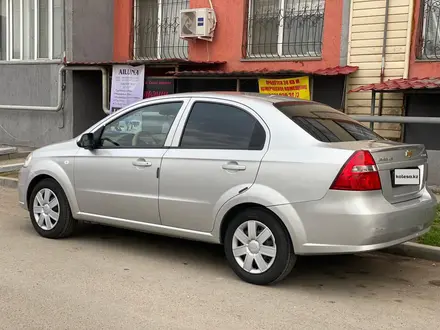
[417,204,440,247]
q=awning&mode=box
[350,77,440,93]
[63,59,226,67]
[166,65,359,77]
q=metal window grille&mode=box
[132,0,189,60]
[419,0,440,59]
[243,0,325,59]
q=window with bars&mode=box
[419,0,440,59]
[133,0,189,60]
[243,0,325,59]
[0,0,63,61]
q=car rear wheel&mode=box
[224,207,296,285]
[29,178,77,239]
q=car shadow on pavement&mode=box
[61,223,438,298]
[24,225,440,303]
[280,253,419,298]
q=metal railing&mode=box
[350,115,440,125]
[418,0,440,59]
[242,0,325,59]
[132,0,189,60]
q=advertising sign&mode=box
[110,64,145,113]
[258,76,310,100]
[144,78,175,98]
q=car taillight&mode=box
[330,150,381,191]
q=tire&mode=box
[28,178,77,239]
[224,207,297,285]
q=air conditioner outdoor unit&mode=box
[180,8,216,41]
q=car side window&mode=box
[99,102,183,148]
[179,101,266,150]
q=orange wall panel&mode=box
[409,0,440,77]
[113,0,343,71]
[114,0,134,61]
[188,0,343,71]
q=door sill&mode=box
[76,212,219,244]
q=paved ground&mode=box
[0,187,439,330]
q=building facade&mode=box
[346,0,414,140]
[348,0,440,184]
[9,0,435,150]
[113,0,356,109]
[0,0,113,147]
[0,0,357,148]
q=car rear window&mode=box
[274,101,384,142]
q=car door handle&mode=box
[222,162,246,171]
[132,159,152,167]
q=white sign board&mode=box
[110,64,145,113]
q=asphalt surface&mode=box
[0,187,439,330]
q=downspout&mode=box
[0,66,110,114]
[403,0,415,78]
[402,0,415,139]
[378,0,390,117]
[65,66,110,115]
[344,0,354,113]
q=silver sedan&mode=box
[18,92,437,285]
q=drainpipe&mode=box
[378,0,390,117]
[0,65,66,112]
[0,66,110,114]
[66,66,110,115]
[403,0,415,78]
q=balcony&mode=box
[242,0,325,59]
[418,0,440,59]
[132,0,189,60]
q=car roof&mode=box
[148,91,314,105]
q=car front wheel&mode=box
[29,178,77,239]
[224,207,297,285]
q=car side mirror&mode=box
[77,133,95,150]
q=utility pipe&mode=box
[0,66,110,114]
[403,0,415,78]
[66,66,110,115]
[0,65,65,111]
[378,0,390,117]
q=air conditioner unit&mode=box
[180,8,216,41]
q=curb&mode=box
[0,177,18,189]
[0,147,17,156]
[0,163,23,173]
[0,152,29,161]
[383,242,440,262]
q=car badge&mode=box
[405,150,413,158]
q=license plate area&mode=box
[392,168,420,186]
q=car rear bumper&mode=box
[269,188,437,255]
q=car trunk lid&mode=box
[330,140,427,204]
[273,101,428,203]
